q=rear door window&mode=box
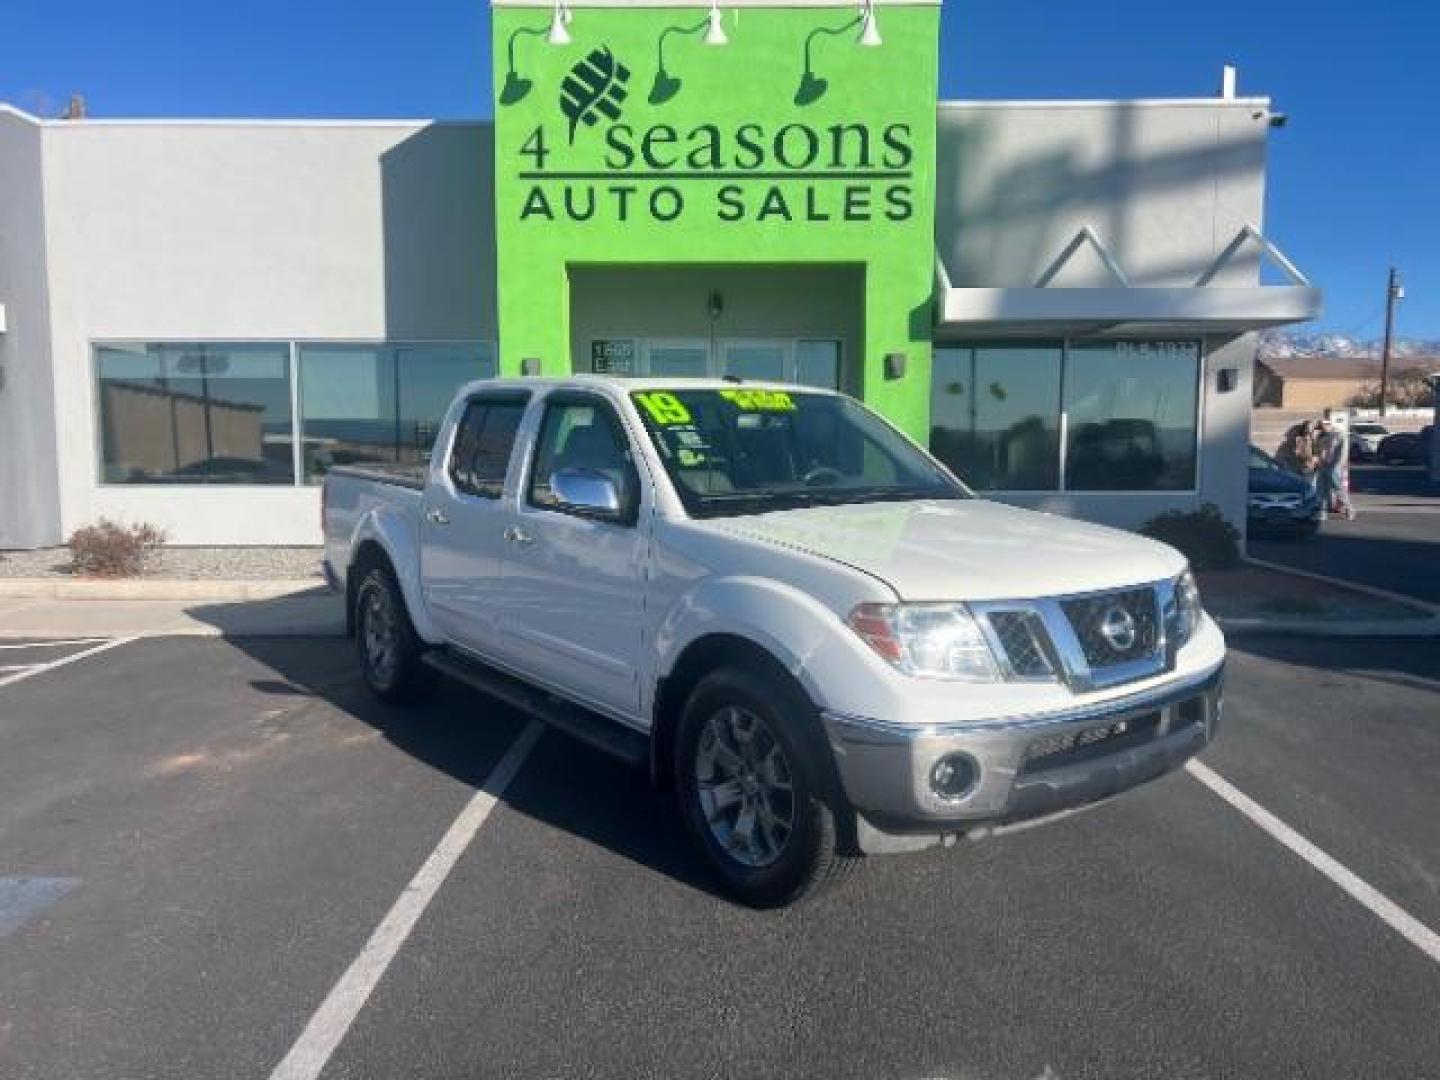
[449,396,528,499]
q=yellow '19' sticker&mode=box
[719,389,796,412]
[634,391,693,426]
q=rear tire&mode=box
[354,566,438,704]
[674,666,857,908]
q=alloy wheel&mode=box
[694,705,796,868]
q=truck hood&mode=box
[705,499,1185,601]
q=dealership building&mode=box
[0,0,1321,549]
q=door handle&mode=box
[425,508,450,526]
[504,525,535,547]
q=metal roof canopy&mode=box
[936,224,1322,338]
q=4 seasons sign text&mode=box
[517,49,916,225]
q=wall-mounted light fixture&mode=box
[500,22,552,104]
[707,290,725,321]
[547,0,572,45]
[650,4,729,105]
[795,2,880,107]
[858,0,882,47]
[521,357,543,376]
[704,1,729,46]
[884,352,906,380]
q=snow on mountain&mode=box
[1257,331,1440,360]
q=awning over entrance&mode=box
[936,224,1322,338]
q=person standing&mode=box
[1315,419,1355,521]
[1278,421,1319,489]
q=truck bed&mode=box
[327,463,427,490]
[322,465,426,589]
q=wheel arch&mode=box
[344,510,441,643]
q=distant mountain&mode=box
[1258,331,1440,360]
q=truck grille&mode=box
[1060,587,1160,669]
[986,610,1054,679]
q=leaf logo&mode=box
[559,47,631,144]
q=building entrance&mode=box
[586,336,841,389]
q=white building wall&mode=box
[0,108,63,549]
[36,118,497,545]
[934,99,1274,535]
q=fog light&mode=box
[929,753,978,801]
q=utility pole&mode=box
[1378,267,1403,417]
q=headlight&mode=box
[847,603,1001,682]
[1173,569,1203,645]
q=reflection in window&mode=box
[929,345,1062,490]
[298,343,495,481]
[795,340,841,389]
[1064,342,1199,491]
[722,343,786,382]
[96,343,294,484]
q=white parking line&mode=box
[268,720,545,1080]
[1187,760,1440,965]
[0,638,110,650]
[0,637,136,689]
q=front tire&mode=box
[675,667,856,908]
[354,566,438,704]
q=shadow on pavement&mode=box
[1228,634,1440,694]
[195,624,725,902]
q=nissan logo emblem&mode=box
[1099,606,1137,652]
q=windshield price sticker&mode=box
[719,389,796,412]
[634,391,693,426]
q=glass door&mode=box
[586,337,843,388]
[641,339,710,378]
[719,339,787,382]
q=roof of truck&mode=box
[454,375,841,396]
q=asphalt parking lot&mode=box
[1250,463,1440,603]
[2,633,1438,1079]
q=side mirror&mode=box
[550,467,625,521]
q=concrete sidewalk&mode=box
[0,590,345,638]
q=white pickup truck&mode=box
[323,377,1225,907]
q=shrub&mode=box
[68,519,167,578]
[1140,503,1241,571]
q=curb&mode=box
[0,578,327,601]
[1243,556,1440,617]
[1215,557,1440,638]
[1214,615,1440,639]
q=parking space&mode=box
[1,634,1438,1079]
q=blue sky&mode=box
[3,0,1436,339]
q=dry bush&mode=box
[67,519,167,577]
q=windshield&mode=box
[630,387,966,518]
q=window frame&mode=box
[928,337,1205,496]
[524,391,640,526]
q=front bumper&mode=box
[821,662,1223,845]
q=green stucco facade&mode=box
[491,1,940,437]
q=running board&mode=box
[422,648,649,768]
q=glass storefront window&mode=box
[298,343,496,481]
[1063,341,1199,491]
[929,339,1201,493]
[96,343,294,484]
[930,345,1062,490]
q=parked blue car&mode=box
[1248,445,1321,538]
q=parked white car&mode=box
[323,377,1225,907]
[1349,422,1389,460]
